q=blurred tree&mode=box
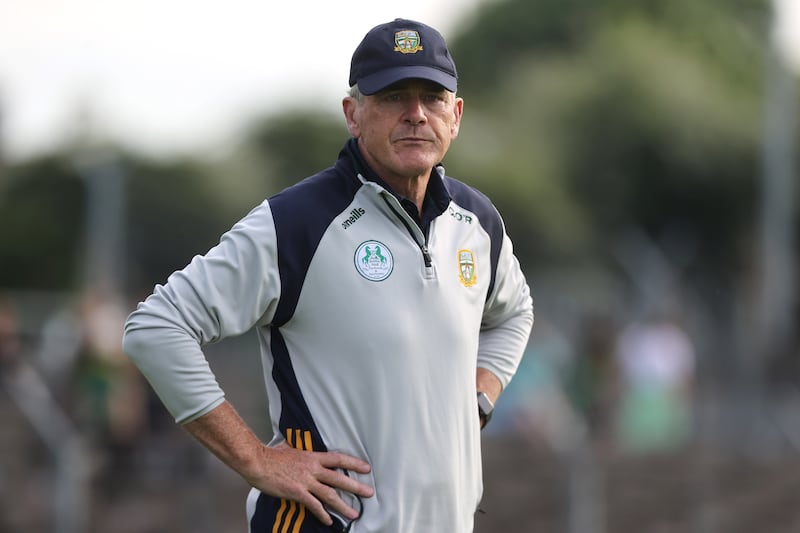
[124,157,247,292]
[447,0,771,287]
[0,153,242,294]
[0,0,788,331]
[0,158,85,289]
[245,108,350,194]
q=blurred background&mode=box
[1,0,800,531]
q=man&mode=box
[123,18,533,532]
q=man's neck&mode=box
[381,174,428,216]
[352,139,431,215]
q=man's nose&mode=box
[403,97,427,124]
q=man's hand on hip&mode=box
[183,401,373,526]
[245,442,374,525]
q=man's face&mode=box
[343,79,463,182]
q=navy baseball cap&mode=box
[349,18,458,95]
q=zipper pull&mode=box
[421,244,433,268]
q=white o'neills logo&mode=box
[355,240,394,281]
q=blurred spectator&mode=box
[492,325,587,453]
[613,312,696,453]
[567,313,619,447]
[34,303,83,394]
[73,289,147,478]
[0,294,20,369]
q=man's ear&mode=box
[342,97,361,138]
[451,97,464,139]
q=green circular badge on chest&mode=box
[355,240,394,281]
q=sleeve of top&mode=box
[122,201,280,424]
[478,223,534,389]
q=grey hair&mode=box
[348,85,364,102]
[347,84,458,102]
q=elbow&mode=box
[121,323,148,365]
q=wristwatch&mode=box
[477,392,494,428]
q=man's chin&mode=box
[395,154,440,176]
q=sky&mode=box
[0,0,480,161]
[1,0,799,163]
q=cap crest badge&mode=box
[394,30,423,54]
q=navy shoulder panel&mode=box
[444,177,504,299]
[269,167,360,326]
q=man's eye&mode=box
[423,95,447,106]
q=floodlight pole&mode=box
[75,154,127,296]
[2,361,90,533]
[758,7,796,395]
[747,3,798,455]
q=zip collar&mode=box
[336,138,451,228]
